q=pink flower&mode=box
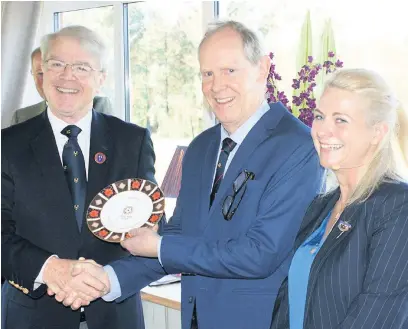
[266,50,343,127]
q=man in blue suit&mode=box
[59,21,323,329]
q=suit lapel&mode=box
[199,128,220,224]
[207,104,284,219]
[82,111,112,232]
[310,202,360,268]
[295,189,340,249]
[304,191,361,322]
[29,112,79,237]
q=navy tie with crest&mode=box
[61,125,87,230]
[210,137,237,207]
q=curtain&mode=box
[292,10,313,119]
[1,1,42,128]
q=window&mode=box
[219,0,408,111]
[45,2,216,217]
[36,1,407,211]
[127,1,207,186]
[58,5,116,107]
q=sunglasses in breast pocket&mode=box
[222,170,255,221]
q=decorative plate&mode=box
[86,178,165,243]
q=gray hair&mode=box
[198,20,264,64]
[31,47,41,62]
[322,68,408,204]
[40,25,107,72]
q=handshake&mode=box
[42,226,161,310]
[43,257,110,310]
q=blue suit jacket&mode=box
[271,180,408,329]
[110,102,323,329]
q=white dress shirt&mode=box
[34,107,93,289]
[47,108,93,178]
[213,100,270,181]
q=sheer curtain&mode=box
[1,1,42,128]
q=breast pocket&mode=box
[219,180,265,233]
[233,180,264,215]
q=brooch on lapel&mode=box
[336,220,352,239]
[94,152,107,164]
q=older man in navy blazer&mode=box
[59,21,323,329]
[2,26,154,329]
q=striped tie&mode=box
[210,137,237,207]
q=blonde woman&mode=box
[271,69,408,329]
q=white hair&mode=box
[198,20,265,65]
[40,25,107,71]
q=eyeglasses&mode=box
[222,170,255,221]
[44,59,100,78]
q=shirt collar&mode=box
[220,100,270,145]
[47,107,93,138]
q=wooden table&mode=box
[140,283,181,329]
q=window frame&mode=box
[40,1,219,125]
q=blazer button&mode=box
[188,296,194,303]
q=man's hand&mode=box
[43,257,108,309]
[121,227,161,257]
[71,259,110,290]
[53,225,160,308]
[55,259,111,310]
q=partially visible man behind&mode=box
[2,25,154,329]
[10,47,47,124]
[11,47,112,125]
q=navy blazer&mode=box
[109,102,323,329]
[1,111,156,329]
[271,180,408,329]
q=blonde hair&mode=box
[322,68,408,204]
